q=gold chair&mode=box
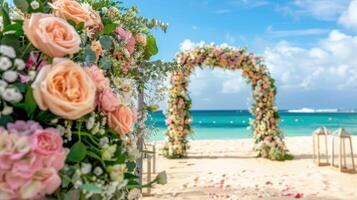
[331,128,355,173]
[312,127,330,166]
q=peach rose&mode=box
[32,58,96,120]
[23,13,80,57]
[51,0,90,24]
[107,105,134,135]
[91,41,103,62]
[85,65,109,91]
[51,0,103,37]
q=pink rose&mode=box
[85,65,109,91]
[107,105,134,135]
[98,88,120,113]
[0,131,15,170]
[7,120,42,136]
[19,168,61,200]
[32,128,63,156]
[23,13,81,57]
[32,59,97,120]
[116,27,136,55]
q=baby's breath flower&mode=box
[30,1,40,9]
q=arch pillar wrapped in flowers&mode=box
[163,44,289,160]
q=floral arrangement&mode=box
[0,0,168,199]
[163,44,290,160]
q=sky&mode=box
[129,1,356,110]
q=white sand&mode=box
[142,136,357,200]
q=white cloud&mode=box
[179,39,195,51]
[264,30,357,90]
[266,26,329,37]
[277,0,349,21]
[339,0,357,31]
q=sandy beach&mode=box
[142,136,357,200]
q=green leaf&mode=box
[14,0,29,12]
[75,22,85,31]
[0,3,11,27]
[126,161,136,172]
[99,56,112,69]
[102,23,118,35]
[84,46,96,66]
[144,35,158,60]
[35,111,57,124]
[124,173,138,180]
[79,184,102,193]
[24,86,37,117]
[3,23,23,37]
[99,36,112,49]
[1,34,20,50]
[67,142,87,163]
[0,115,14,126]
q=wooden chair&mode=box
[331,128,355,173]
[312,127,330,166]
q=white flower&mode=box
[94,167,103,176]
[81,163,92,174]
[3,70,18,82]
[99,137,109,146]
[30,1,40,9]
[101,7,108,13]
[0,45,16,58]
[86,115,95,130]
[102,144,117,160]
[28,70,36,81]
[14,59,25,70]
[0,80,7,93]
[0,56,12,71]
[128,189,141,200]
[2,88,23,103]
[1,104,13,115]
[109,164,126,182]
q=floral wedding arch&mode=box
[163,44,289,160]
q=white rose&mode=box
[0,45,16,58]
[0,56,12,71]
[3,70,18,82]
[14,59,25,70]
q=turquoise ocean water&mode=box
[147,110,357,141]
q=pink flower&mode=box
[98,88,120,113]
[32,128,63,156]
[19,168,61,200]
[116,27,136,55]
[85,65,110,91]
[107,105,134,135]
[19,74,30,83]
[7,120,42,136]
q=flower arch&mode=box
[163,44,289,160]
